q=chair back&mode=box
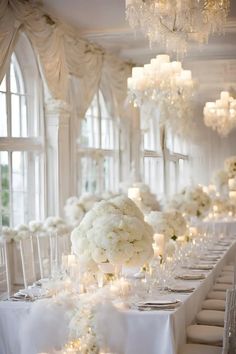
[0,241,10,299]
[36,233,51,279]
[19,236,36,288]
[222,288,236,354]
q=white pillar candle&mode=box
[156,54,170,63]
[154,233,165,255]
[228,178,235,190]
[229,191,236,200]
[220,91,230,101]
[128,187,141,200]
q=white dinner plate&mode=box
[168,285,195,293]
[176,273,206,280]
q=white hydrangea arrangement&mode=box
[0,226,16,243]
[212,197,232,216]
[145,210,187,242]
[212,170,229,191]
[44,216,71,236]
[224,156,236,178]
[64,194,101,227]
[14,224,31,242]
[71,195,154,271]
[169,186,211,219]
[131,182,160,213]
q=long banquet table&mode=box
[0,240,235,354]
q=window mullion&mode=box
[6,67,11,138]
[8,152,13,227]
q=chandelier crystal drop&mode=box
[127,54,195,135]
[126,0,230,55]
[203,92,236,137]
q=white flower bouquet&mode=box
[71,195,153,270]
[64,194,101,226]
[169,186,211,219]
[224,156,236,178]
[44,216,71,236]
[132,182,160,213]
[212,170,229,191]
[0,226,16,243]
[145,210,187,242]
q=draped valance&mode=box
[0,0,132,114]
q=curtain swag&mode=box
[0,0,132,118]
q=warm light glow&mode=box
[127,54,195,134]
[126,0,230,55]
[203,91,236,137]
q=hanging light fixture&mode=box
[127,54,195,135]
[203,92,236,137]
[126,0,230,55]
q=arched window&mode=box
[77,90,119,194]
[0,34,44,227]
[142,112,164,198]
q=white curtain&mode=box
[0,0,21,83]
[0,0,131,108]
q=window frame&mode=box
[77,90,120,195]
[0,33,45,227]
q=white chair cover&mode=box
[0,241,10,299]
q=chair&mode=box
[216,275,233,285]
[207,291,226,300]
[180,343,222,354]
[196,310,224,327]
[213,283,232,292]
[222,289,236,354]
[36,233,51,279]
[186,324,223,346]
[0,241,10,299]
[19,236,36,288]
[202,299,225,311]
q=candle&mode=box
[128,187,141,200]
[189,227,198,237]
[221,91,230,101]
[119,277,130,297]
[228,178,235,190]
[154,233,165,255]
[152,243,160,257]
[229,191,236,200]
[68,254,76,267]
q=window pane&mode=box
[0,76,6,92]
[10,61,19,94]
[168,161,176,196]
[104,156,115,191]
[0,152,10,226]
[178,159,190,191]
[12,151,27,226]
[143,157,164,198]
[101,118,114,149]
[173,135,183,154]
[21,95,27,137]
[0,92,7,136]
[11,94,20,137]
[80,156,98,194]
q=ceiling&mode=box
[41,0,236,102]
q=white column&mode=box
[45,99,71,216]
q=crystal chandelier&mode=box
[126,0,230,54]
[203,92,236,137]
[127,54,195,134]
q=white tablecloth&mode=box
[197,219,236,237]
[0,242,235,354]
[117,241,236,354]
